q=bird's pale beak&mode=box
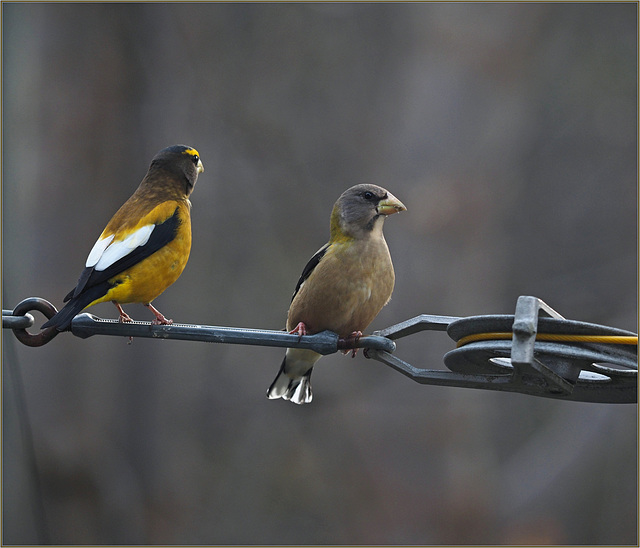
[377,192,407,215]
[197,159,205,174]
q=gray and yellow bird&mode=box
[42,145,204,331]
[267,183,406,404]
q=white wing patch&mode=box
[87,224,155,272]
[86,234,115,267]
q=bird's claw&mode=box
[151,315,173,326]
[117,311,133,323]
[341,331,363,358]
[112,302,134,343]
[289,322,308,341]
[113,302,134,323]
[145,303,172,325]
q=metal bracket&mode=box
[366,296,637,404]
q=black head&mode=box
[149,145,204,195]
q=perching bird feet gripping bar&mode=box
[2,297,396,354]
[4,296,637,404]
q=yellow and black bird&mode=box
[267,183,406,404]
[42,145,204,331]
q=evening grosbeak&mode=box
[42,145,204,331]
[267,184,406,404]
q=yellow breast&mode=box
[89,202,192,307]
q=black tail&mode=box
[42,282,111,331]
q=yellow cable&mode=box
[456,332,639,348]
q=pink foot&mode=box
[113,302,133,323]
[342,331,363,358]
[145,303,173,325]
[289,322,308,340]
[112,302,134,344]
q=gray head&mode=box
[330,183,406,241]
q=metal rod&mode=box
[69,313,397,355]
[2,310,34,330]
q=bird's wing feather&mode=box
[93,224,155,271]
[67,203,182,300]
[85,234,115,267]
[291,243,330,302]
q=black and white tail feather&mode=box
[267,357,313,404]
[267,347,321,404]
[266,245,328,404]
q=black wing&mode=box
[291,243,329,302]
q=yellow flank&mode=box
[88,201,192,307]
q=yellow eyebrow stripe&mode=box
[182,147,200,158]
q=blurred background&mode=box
[3,2,637,545]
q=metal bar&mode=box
[2,310,34,330]
[369,349,513,388]
[69,313,397,355]
[373,314,460,339]
[511,296,574,395]
[368,348,637,404]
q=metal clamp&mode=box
[366,296,637,404]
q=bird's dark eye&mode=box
[192,155,199,164]
[362,191,375,201]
